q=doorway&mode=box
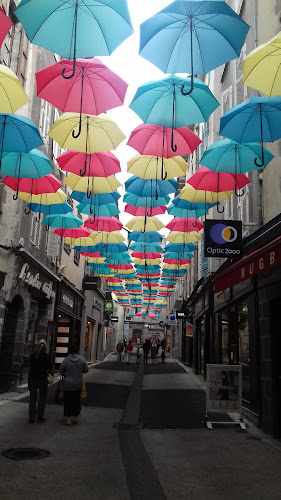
[270,299,281,437]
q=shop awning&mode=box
[213,235,281,293]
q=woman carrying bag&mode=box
[59,344,89,425]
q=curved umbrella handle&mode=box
[180,75,194,96]
[192,220,197,229]
[13,186,19,201]
[46,224,50,232]
[254,145,265,167]
[217,202,225,214]
[72,114,82,139]
[24,205,31,215]
[161,157,167,180]
[171,129,177,153]
[62,57,77,80]
[235,188,245,198]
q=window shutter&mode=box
[221,86,232,116]
[236,45,247,105]
[30,214,41,247]
[200,236,209,278]
[46,227,60,257]
[17,29,29,87]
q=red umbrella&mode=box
[56,150,121,177]
[84,216,122,232]
[163,259,191,264]
[166,217,204,232]
[125,204,166,217]
[108,264,134,270]
[80,252,103,257]
[187,166,250,192]
[54,227,91,238]
[3,174,61,199]
[127,124,201,158]
[135,312,142,317]
[0,7,12,47]
[131,252,162,259]
[36,58,128,138]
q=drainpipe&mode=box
[254,0,258,48]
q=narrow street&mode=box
[0,352,281,500]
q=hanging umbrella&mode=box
[220,96,281,167]
[77,203,120,217]
[27,201,73,216]
[131,252,162,259]
[129,75,219,151]
[126,216,164,233]
[1,149,53,180]
[127,154,188,181]
[0,114,43,166]
[85,256,106,264]
[128,231,163,243]
[166,217,204,232]
[84,217,122,232]
[167,232,201,244]
[0,7,12,47]
[180,184,233,206]
[173,194,216,211]
[125,176,178,198]
[164,258,191,265]
[167,205,206,219]
[64,174,121,196]
[55,227,91,239]
[200,139,274,175]
[124,192,170,208]
[125,204,166,217]
[57,150,121,177]
[64,236,95,247]
[3,173,62,201]
[164,242,197,253]
[97,243,128,254]
[91,232,125,244]
[127,123,201,158]
[129,242,163,253]
[42,213,84,229]
[71,190,121,216]
[36,58,128,137]
[15,0,133,77]
[139,1,249,93]
[18,189,67,214]
[243,32,281,97]
[165,251,194,260]
[0,64,29,113]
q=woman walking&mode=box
[28,339,51,423]
[59,344,88,425]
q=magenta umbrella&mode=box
[3,173,61,200]
[84,216,123,231]
[0,7,12,47]
[124,204,166,217]
[54,227,91,238]
[166,217,204,232]
[56,150,121,177]
[36,58,128,138]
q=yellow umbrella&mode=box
[127,154,188,180]
[167,231,201,244]
[111,268,135,275]
[64,174,121,194]
[91,231,125,244]
[125,279,141,284]
[126,216,164,232]
[64,236,94,246]
[243,32,281,96]
[180,184,233,203]
[18,188,67,204]
[84,257,106,264]
[133,258,161,265]
[0,65,29,113]
[48,113,126,153]
[163,263,190,270]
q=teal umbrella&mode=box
[167,205,206,218]
[15,0,133,79]
[1,149,53,179]
[129,242,163,253]
[0,114,43,167]
[77,202,120,217]
[28,201,73,216]
[42,213,83,230]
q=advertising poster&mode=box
[204,219,242,258]
[206,364,242,413]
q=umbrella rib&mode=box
[0,82,15,112]
[79,0,110,54]
[28,1,74,42]
[8,118,30,152]
[244,46,281,81]
[270,61,281,96]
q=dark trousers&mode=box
[63,390,81,417]
[28,379,48,421]
[143,353,148,364]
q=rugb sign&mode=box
[204,219,242,258]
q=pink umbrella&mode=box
[36,58,128,138]
[80,252,103,257]
[127,124,201,158]
[187,166,251,192]
[135,312,142,317]
[166,217,204,232]
[3,174,61,199]
[131,251,162,259]
[163,258,191,264]
[84,216,122,231]
[125,204,166,217]
[54,227,91,238]
[108,264,134,270]
[0,7,12,47]
[56,150,121,177]
[148,313,155,318]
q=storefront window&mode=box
[221,310,229,364]
[237,299,250,403]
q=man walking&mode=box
[126,339,133,364]
[116,340,124,362]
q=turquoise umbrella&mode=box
[129,242,163,253]
[167,205,206,218]
[42,213,83,230]
[76,202,120,217]
[125,176,178,198]
[124,192,170,208]
[28,201,73,216]
[128,231,163,243]
[1,149,53,179]
[15,0,133,79]
[165,251,194,260]
[129,75,219,151]
[0,114,43,167]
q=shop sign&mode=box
[206,364,242,413]
[107,327,113,335]
[204,219,242,258]
[111,316,118,322]
[104,301,113,313]
[19,263,55,300]
[62,293,74,309]
[83,276,99,290]
[176,311,186,319]
[186,322,193,337]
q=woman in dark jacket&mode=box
[59,344,88,426]
[28,339,51,423]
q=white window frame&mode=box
[30,213,41,247]
[39,100,52,145]
[235,44,247,105]
[221,85,233,117]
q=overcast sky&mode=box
[100,0,173,230]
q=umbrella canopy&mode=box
[48,113,126,154]
[0,64,29,113]
[200,140,274,173]
[165,242,197,252]
[42,213,84,229]
[167,232,201,244]
[243,32,281,97]
[56,150,121,177]
[127,123,201,158]
[127,154,188,180]
[84,217,122,232]
[165,251,194,260]
[187,166,251,192]
[1,149,53,179]
[125,204,166,217]
[0,114,43,159]
[97,243,128,254]
[128,231,163,243]
[91,232,125,244]
[71,191,120,204]
[133,259,161,266]
[85,256,106,264]
[166,218,204,232]
[77,203,119,217]
[126,216,164,232]
[4,173,61,200]
[125,176,178,197]
[180,184,233,204]
[124,192,170,208]
[55,227,90,238]
[131,252,162,259]
[139,1,249,80]
[64,174,121,194]
[173,194,216,210]
[167,205,206,218]
[129,242,163,252]
[220,96,281,167]
[28,201,73,216]
[0,7,12,47]
[15,0,133,76]
[18,189,67,207]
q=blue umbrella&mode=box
[125,176,178,198]
[129,242,163,252]
[124,192,170,208]
[165,251,194,260]
[76,202,120,217]
[139,1,249,93]
[42,213,83,229]
[165,242,197,253]
[1,149,53,179]
[74,245,99,253]
[97,243,128,254]
[128,231,163,243]
[0,114,43,165]
[28,201,73,216]
[220,96,281,167]
[15,0,133,79]
[167,205,206,218]
[71,190,120,216]
[172,194,216,210]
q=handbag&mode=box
[55,380,64,404]
[80,377,87,399]
[47,373,54,385]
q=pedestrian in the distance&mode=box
[136,347,140,364]
[59,344,89,426]
[116,340,124,362]
[151,344,157,363]
[28,339,51,424]
[142,339,150,364]
[161,349,166,363]
[126,339,133,364]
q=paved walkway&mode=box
[0,352,280,499]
